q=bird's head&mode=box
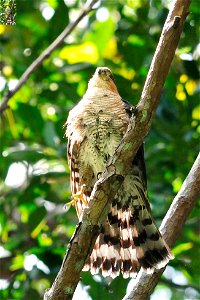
[96,67,115,81]
[88,67,118,94]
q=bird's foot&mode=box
[65,184,88,208]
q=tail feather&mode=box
[83,198,173,278]
[83,174,173,278]
[133,204,173,271]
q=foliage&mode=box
[0,0,16,25]
[0,0,199,299]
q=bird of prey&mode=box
[65,67,173,278]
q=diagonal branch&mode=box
[123,153,200,300]
[44,0,191,299]
[0,0,99,115]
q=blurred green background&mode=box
[0,0,199,299]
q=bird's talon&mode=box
[65,184,88,209]
[65,199,76,208]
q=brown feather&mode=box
[66,67,173,278]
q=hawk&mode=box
[65,67,173,278]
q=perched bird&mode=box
[65,67,173,278]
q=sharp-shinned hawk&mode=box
[65,67,173,278]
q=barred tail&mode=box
[83,199,173,278]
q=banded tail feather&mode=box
[83,199,173,278]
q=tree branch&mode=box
[123,153,200,300]
[0,0,99,115]
[44,0,191,299]
[161,278,200,294]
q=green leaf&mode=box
[43,120,60,148]
[28,207,46,233]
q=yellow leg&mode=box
[65,184,88,208]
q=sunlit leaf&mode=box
[103,38,118,60]
[59,42,99,64]
[10,254,24,271]
[128,34,145,47]
[172,177,183,193]
[192,106,200,120]
[31,278,50,295]
[185,80,197,95]
[176,84,186,101]
[115,67,135,80]
[85,18,115,56]
[29,208,46,236]
[38,233,53,247]
[173,242,193,256]
[179,74,188,83]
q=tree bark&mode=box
[44,0,191,299]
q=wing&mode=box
[67,131,96,219]
[67,135,80,197]
[122,99,146,179]
[66,105,94,219]
[122,99,149,206]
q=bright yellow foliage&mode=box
[185,80,197,95]
[59,41,99,64]
[176,84,186,101]
[192,106,200,120]
[179,74,188,83]
[103,38,118,60]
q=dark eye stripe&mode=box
[109,73,115,81]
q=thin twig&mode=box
[0,0,99,115]
[161,278,200,293]
[44,0,191,299]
